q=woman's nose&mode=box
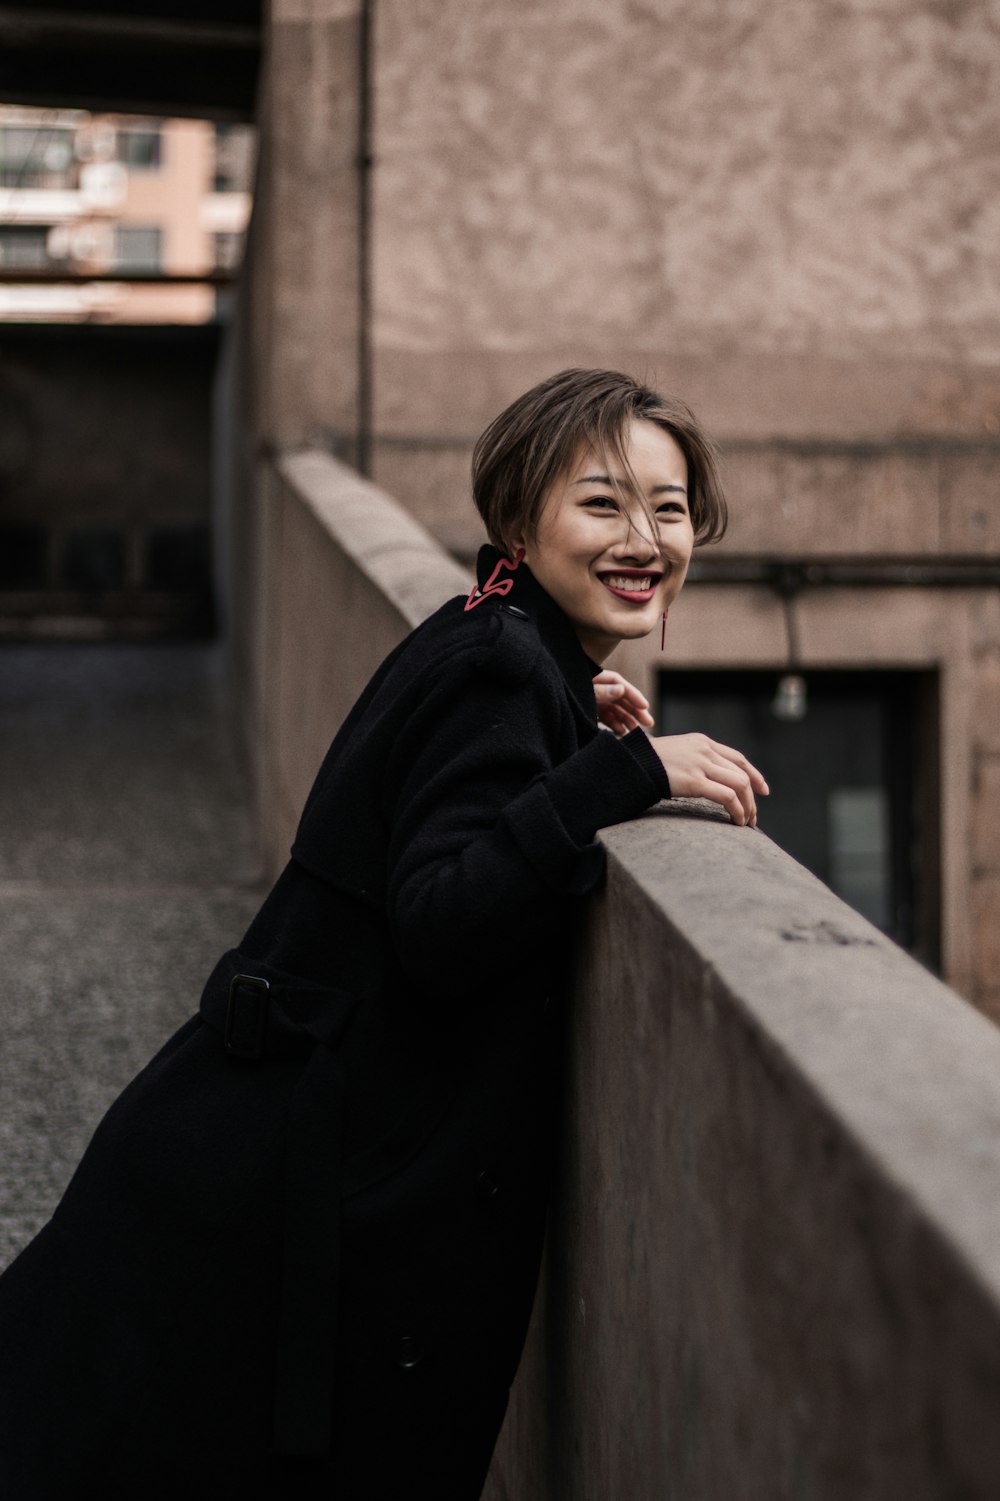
[613,515,659,561]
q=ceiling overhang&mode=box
[0,3,261,121]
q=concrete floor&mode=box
[0,644,267,1269]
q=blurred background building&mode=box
[0,108,252,323]
[0,99,253,636]
[1,0,998,1013]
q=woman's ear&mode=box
[506,526,529,561]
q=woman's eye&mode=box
[656,502,685,517]
[584,496,618,511]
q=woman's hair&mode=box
[471,367,727,554]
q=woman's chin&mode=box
[619,619,660,641]
[606,604,662,640]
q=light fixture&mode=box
[771,565,808,722]
[771,671,808,721]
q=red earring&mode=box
[464,547,526,612]
[660,608,668,651]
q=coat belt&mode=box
[198,948,360,1460]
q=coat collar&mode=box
[473,544,601,728]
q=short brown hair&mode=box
[472,367,727,554]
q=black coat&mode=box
[0,546,669,1501]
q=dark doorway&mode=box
[658,669,941,968]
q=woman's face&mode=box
[513,417,694,664]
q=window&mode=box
[212,123,255,193]
[0,226,51,270]
[0,126,75,189]
[114,225,162,272]
[115,127,162,170]
[659,669,940,964]
[828,787,890,929]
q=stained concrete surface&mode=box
[0,645,266,1268]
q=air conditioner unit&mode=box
[80,160,127,210]
[75,121,116,163]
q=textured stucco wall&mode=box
[369,0,996,564]
[372,0,1000,532]
[257,0,366,454]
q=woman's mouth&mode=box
[597,570,662,604]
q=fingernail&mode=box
[762,782,770,794]
[609,684,624,696]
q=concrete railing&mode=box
[252,448,1000,1500]
[251,448,469,874]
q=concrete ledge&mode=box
[624,806,1000,1287]
[276,447,469,629]
[258,447,468,872]
[489,806,1000,1499]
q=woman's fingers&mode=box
[699,780,747,828]
[705,758,756,826]
[706,739,769,795]
[604,704,643,734]
[593,671,655,732]
[649,732,769,826]
[702,777,755,828]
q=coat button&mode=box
[502,604,529,619]
[476,1169,500,1201]
[397,1336,423,1369]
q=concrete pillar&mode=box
[257,0,367,462]
[220,0,369,846]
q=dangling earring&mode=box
[660,608,668,651]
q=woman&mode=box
[0,368,765,1499]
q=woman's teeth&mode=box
[603,574,652,592]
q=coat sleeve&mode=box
[382,649,667,990]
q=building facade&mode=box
[0,107,253,322]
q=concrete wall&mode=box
[488,806,1000,1501]
[253,0,367,457]
[371,0,1000,547]
[262,447,1000,1500]
[219,0,371,828]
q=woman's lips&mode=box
[597,571,661,605]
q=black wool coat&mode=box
[0,546,670,1501]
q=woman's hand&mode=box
[650,733,769,828]
[593,670,655,735]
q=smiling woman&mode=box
[0,367,765,1501]
[472,368,765,827]
[510,418,694,663]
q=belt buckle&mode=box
[225,973,270,1060]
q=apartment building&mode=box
[0,107,253,322]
